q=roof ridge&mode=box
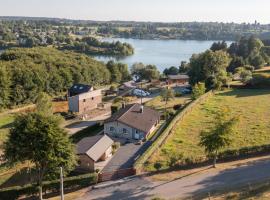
[117,103,138,121]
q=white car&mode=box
[133,89,150,97]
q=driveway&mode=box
[66,112,111,135]
[78,157,270,200]
[102,140,151,173]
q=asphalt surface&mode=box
[78,158,270,200]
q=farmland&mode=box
[146,89,270,171]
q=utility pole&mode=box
[140,81,143,105]
[60,167,64,200]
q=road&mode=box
[78,158,270,200]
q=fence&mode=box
[134,90,214,173]
[98,168,136,182]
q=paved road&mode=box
[78,158,270,200]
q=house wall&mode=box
[77,154,95,172]
[100,146,112,161]
[104,121,147,140]
[68,89,102,113]
[168,79,189,85]
[68,95,79,113]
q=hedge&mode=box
[0,173,97,199]
[134,91,214,172]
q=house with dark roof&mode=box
[104,103,160,140]
[76,134,114,172]
[68,84,102,114]
[167,74,190,86]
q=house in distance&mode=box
[68,84,102,114]
[166,74,190,86]
[104,103,160,140]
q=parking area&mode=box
[102,139,151,172]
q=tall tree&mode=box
[4,113,77,200]
[199,109,238,168]
[35,92,53,116]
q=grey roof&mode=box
[68,84,93,97]
[105,103,160,134]
[168,74,189,80]
[76,134,114,162]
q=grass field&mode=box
[145,95,191,113]
[146,89,270,171]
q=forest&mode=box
[0,47,130,109]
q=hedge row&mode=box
[0,173,97,199]
[134,91,214,172]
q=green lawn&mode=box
[146,89,270,171]
[145,95,191,113]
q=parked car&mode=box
[180,88,191,94]
[133,89,150,97]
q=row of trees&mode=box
[186,36,270,90]
[0,47,131,109]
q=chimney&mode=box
[122,102,126,109]
[140,105,143,113]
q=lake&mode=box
[94,38,230,72]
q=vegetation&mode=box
[199,108,238,167]
[191,82,206,100]
[60,36,134,56]
[4,113,77,199]
[131,62,160,81]
[146,89,270,171]
[160,88,175,101]
[0,47,131,109]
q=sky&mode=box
[0,0,269,24]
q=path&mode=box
[78,157,270,200]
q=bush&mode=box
[173,104,182,110]
[113,97,123,104]
[0,173,97,199]
[191,82,206,100]
[248,73,270,88]
[111,103,122,114]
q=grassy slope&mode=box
[147,89,270,170]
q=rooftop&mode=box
[68,83,93,97]
[76,134,114,162]
[168,74,189,80]
[105,103,160,134]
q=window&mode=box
[135,130,139,133]
[110,127,115,132]
[92,97,94,100]
[123,128,128,134]
[83,99,86,102]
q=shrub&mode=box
[175,91,182,97]
[0,173,97,199]
[248,73,270,88]
[191,82,206,100]
[111,103,121,114]
[173,104,182,110]
[113,97,123,104]
[153,162,162,171]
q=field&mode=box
[146,89,270,171]
[145,95,191,114]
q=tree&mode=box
[210,41,227,52]
[191,82,206,100]
[188,50,230,90]
[0,64,11,109]
[35,92,53,116]
[131,63,160,81]
[160,88,175,101]
[199,109,238,168]
[235,67,253,83]
[163,66,179,76]
[4,113,77,199]
[179,61,189,73]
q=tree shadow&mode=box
[216,89,270,98]
[186,158,270,199]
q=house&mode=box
[167,74,190,85]
[104,103,160,140]
[118,80,136,96]
[68,84,102,114]
[76,134,114,172]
